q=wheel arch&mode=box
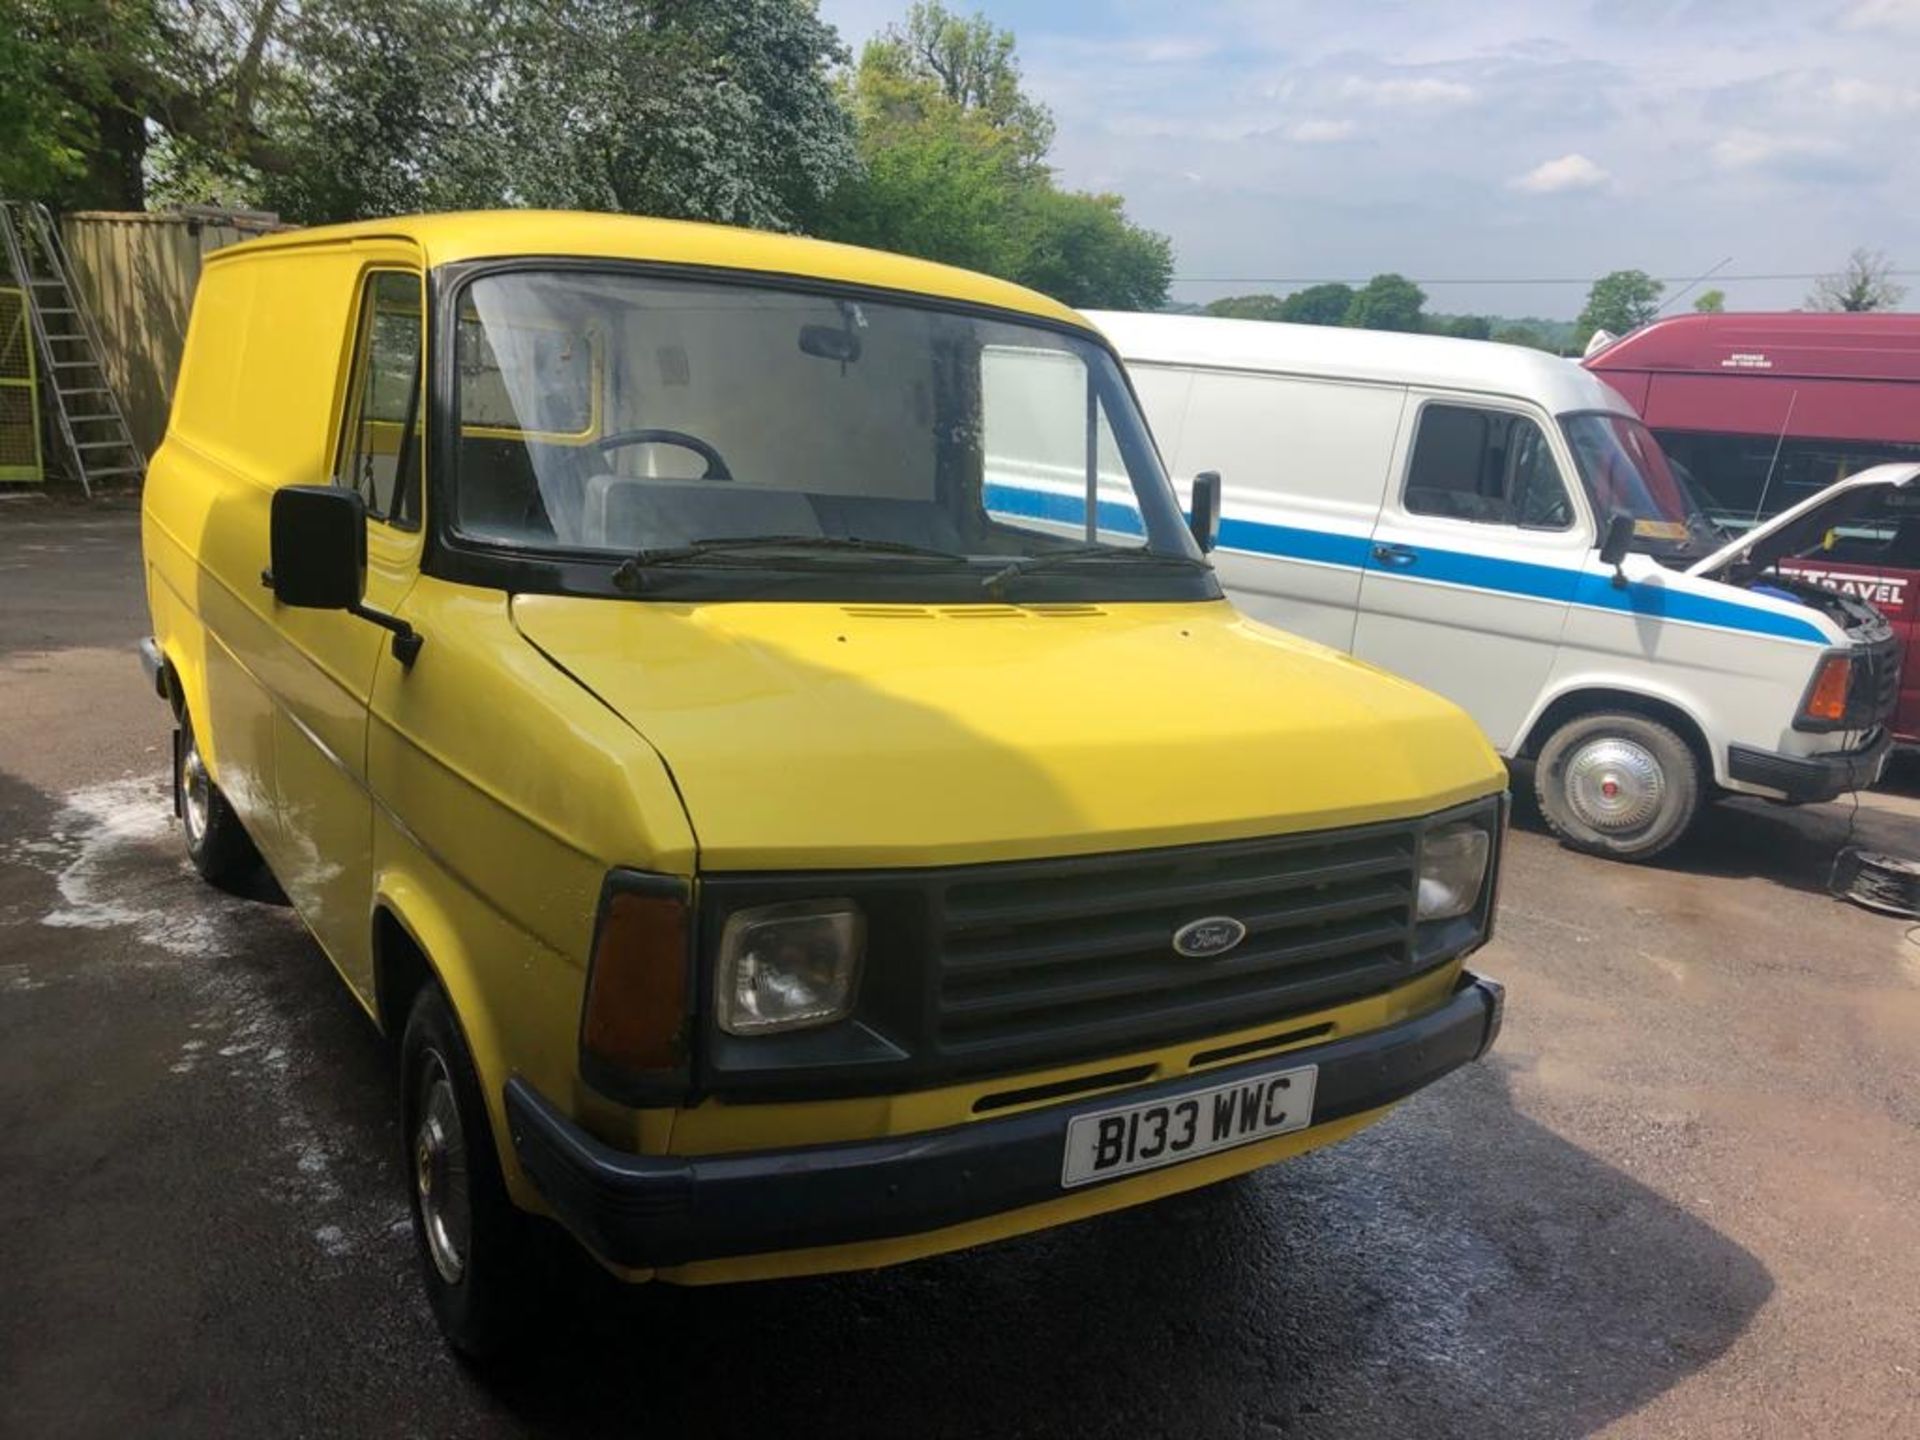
[1517,683,1718,787]
[368,875,527,1193]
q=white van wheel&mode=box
[1535,712,1700,862]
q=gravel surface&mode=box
[4,502,1916,1438]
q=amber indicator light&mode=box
[1803,655,1851,724]
[581,886,689,1075]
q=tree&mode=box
[1808,249,1907,313]
[1280,283,1356,326]
[1202,285,1355,325]
[1011,188,1171,310]
[1344,273,1426,333]
[1692,288,1726,314]
[482,0,857,233]
[1204,294,1287,321]
[1492,325,1551,351]
[1577,269,1663,344]
[859,1,1053,168]
[0,0,860,229]
[1437,314,1492,340]
[823,2,1172,309]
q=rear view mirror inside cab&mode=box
[799,323,862,365]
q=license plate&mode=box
[1059,1063,1318,1188]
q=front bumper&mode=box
[1727,730,1892,803]
[506,972,1504,1270]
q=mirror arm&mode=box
[349,604,424,667]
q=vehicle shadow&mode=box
[1507,758,1917,900]
[477,1060,1772,1440]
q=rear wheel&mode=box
[401,983,530,1360]
[1535,711,1701,862]
[177,711,260,887]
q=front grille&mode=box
[695,800,1498,1101]
[1853,634,1900,727]
[932,827,1417,1064]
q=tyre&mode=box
[177,711,261,887]
[401,983,530,1360]
[1534,711,1701,861]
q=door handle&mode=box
[1372,543,1419,568]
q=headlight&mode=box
[716,899,865,1036]
[1416,821,1492,922]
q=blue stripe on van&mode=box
[985,481,1148,537]
[982,482,1829,644]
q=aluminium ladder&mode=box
[0,200,145,495]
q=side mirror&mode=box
[270,485,366,610]
[266,484,423,665]
[1189,470,1222,554]
[1598,510,1635,589]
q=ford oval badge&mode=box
[1171,916,1247,959]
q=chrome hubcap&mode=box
[414,1055,470,1285]
[181,731,211,844]
[1565,736,1665,833]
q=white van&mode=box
[1086,312,1901,860]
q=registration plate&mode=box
[1059,1063,1318,1188]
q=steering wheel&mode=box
[594,428,733,481]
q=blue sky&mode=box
[816,0,1918,319]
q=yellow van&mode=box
[138,211,1508,1354]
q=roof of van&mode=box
[1584,310,1920,383]
[207,209,1088,329]
[1087,310,1630,416]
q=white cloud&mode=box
[1509,153,1611,194]
[1338,76,1475,108]
[1838,0,1920,33]
[1827,77,1920,114]
[1710,130,1842,170]
[1286,118,1356,143]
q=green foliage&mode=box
[821,2,1172,309]
[1278,283,1354,325]
[1492,325,1552,351]
[1692,288,1726,314]
[0,0,109,204]
[857,1,1053,168]
[1010,188,1171,311]
[1203,284,1357,326]
[1344,273,1426,333]
[1577,268,1663,345]
[1203,294,1286,321]
[1434,314,1492,340]
[3,0,1169,309]
[1808,249,1906,313]
[483,0,857,232]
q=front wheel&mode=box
[177,711,260,888]
[1534,711,1701,862]
[401,984,531,1360]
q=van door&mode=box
[270,258,425,1001]
[1169,368,1407,651]
[1353,394,1589,750]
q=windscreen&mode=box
[1561,412,1722,561]
[446,270,1202,599]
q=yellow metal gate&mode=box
[0,285,43,484]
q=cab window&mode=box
[1404,402,1571,529]
[334,271,424,527]
[1823,490,1920,567]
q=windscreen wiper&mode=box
[613,535,971,590]
[980,545,1210,598]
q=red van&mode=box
[1587,312,1920,744]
